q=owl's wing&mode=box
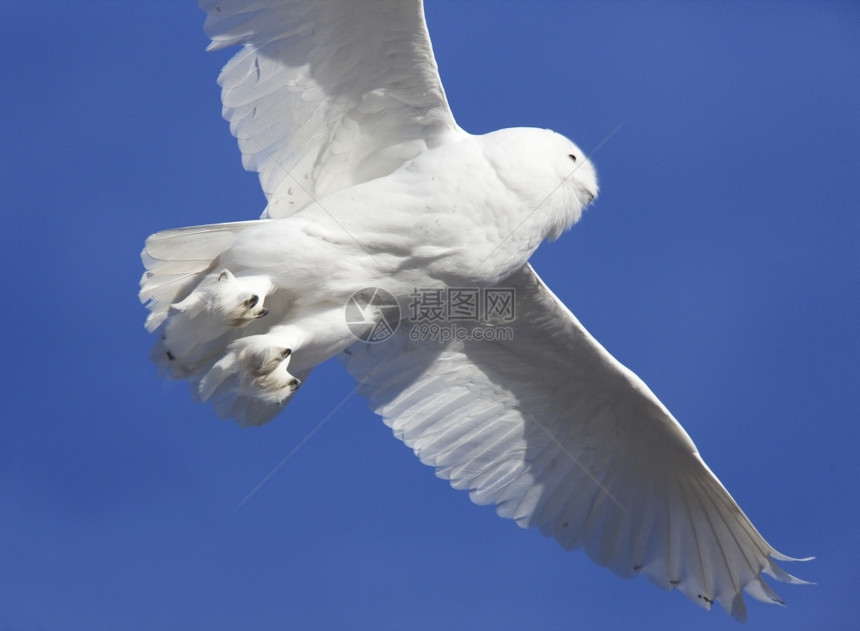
[200,0,461,217]
[341,263,809,620]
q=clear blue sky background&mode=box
[2,1,858,629]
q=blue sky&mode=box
[2,1,858,629]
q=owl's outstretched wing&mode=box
[341,263,809,620]
[201,0,460,217]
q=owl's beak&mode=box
[583,188,597,204]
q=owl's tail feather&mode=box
[140,221,263,330]
[140,221,308,426]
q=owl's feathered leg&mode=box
[141,221,362,425]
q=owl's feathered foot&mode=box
[171,269,272,327]
[197,334,302,406]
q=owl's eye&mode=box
[568,153,577,162]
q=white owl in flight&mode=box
[139,0,808,620]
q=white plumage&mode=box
[139,0,807,619]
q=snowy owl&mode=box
[139,0,807,620]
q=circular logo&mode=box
[344,287,401,343]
